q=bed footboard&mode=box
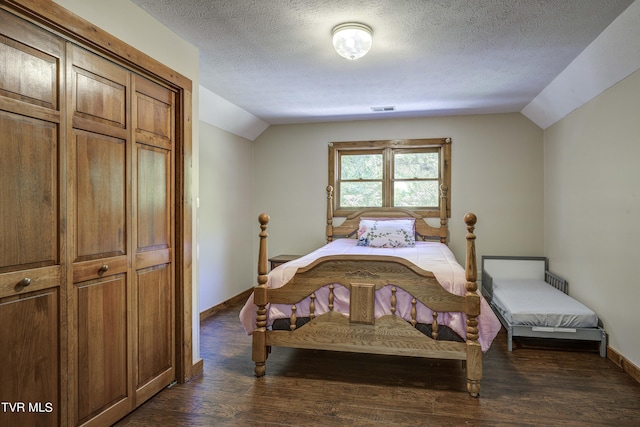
[253,213,482,397]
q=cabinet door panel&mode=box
[136,93,171,141]
[74,129,127,261]
[0,10,65,427]
[134,75,173,149]
[68,44,134,427]
[136,264,173,388]
[75,274,130,424]
[69,44,128,129]
[73,69,125,127]
[0,111,58,273]
[137,145,170,250]
[0,34,58,109]
[0,10,61,110]
[0,288,59,427]
[132,75,175,406]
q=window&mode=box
[328,138,451,218]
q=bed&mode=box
[481,256,606,356]
[240,186,501,396]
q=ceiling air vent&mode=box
[370,106,395,112]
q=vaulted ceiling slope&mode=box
[131,0,638,135]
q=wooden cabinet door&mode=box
[67,46,177,425]
[2,6,183,425]
[0,10,64,427]
[67,43,133,427]
[132,75,176,405]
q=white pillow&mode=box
[356,219,415,248]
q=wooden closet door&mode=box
[131,75,176,405]
[0,10,64,427]
[67,43,133,427]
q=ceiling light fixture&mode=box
[332,23,373,60]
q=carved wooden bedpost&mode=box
[439,185,449,243]
[326,185,334,243]
[464,213,482,397]
[253,213,270,377]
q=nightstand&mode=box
[268,254,301,270]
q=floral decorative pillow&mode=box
[356,219,416,247]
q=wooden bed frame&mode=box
[252,186,484,396]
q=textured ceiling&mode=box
[130,0,634,125]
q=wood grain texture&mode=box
[0,111,58,271]
[0,9,65,426]
[135,264,175,406]
[270,256,466,312]
[0,3,193,425]
[72,127,127,261]
[607,346,640,384]
[114,301,640,427]
[0,10,194,387]
[266,312,467,360]
[66,30,177,427]
[349,283,375,324]
[136,144,170,250]
[66,46,134,427]
[327,139,452,220]
[75,274,130,424]
[0,288,59,427]
[131,75,176,409]
[0,32,58,109]
[254,212,482,396]
[135,75,173,147]
[175,85,193,383]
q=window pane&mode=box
[394,152,438,179]
[340,182,382,207]
[394,181,439,207]
[341,154,383,180]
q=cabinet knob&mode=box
[17,277,31,287]
[98,264,109,274]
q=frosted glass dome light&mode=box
[332,23,373,60]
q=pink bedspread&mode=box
[239,239,501,352]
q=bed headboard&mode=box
[482,256,548,281]
[481,256,549,302]
[481,256,568,301]
[325,185,449,244]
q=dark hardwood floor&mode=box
[116,300,640,426]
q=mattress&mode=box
[491,279,598,328]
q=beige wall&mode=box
[544,69,640,367]
[198,123,255,310]
[252,113,544,273]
